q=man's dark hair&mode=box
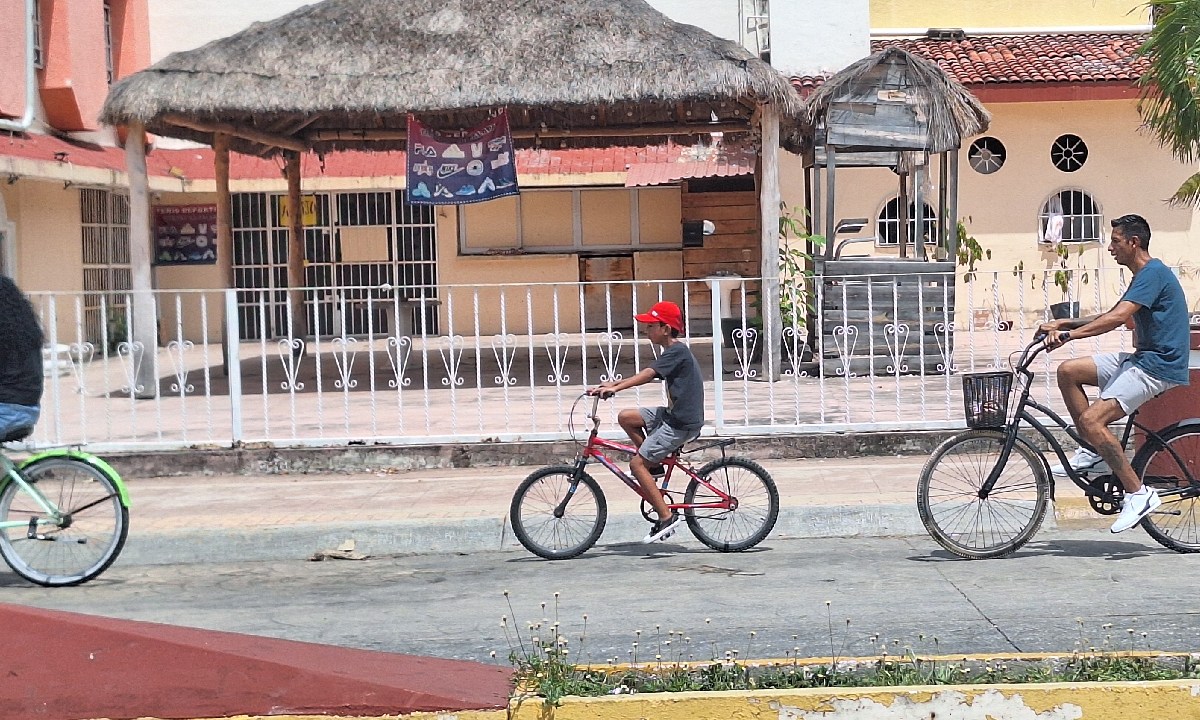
[1111,214,1151,249]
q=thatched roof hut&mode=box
[101,0,807,156]
[804,47,990,154]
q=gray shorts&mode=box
[637,407,701,463]
[1095,352,1180,415]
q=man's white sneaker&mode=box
[1110,487,1162,533]
[1051,448,1110,477]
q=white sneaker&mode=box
[642,512,682,544]
[1110,487,1162,533]
[1051,448,1110,477]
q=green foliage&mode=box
[504,595,1200,703]
[106,311,129,355]
[955,218,990,282]
[774,203,825,330]
[1138,1,1200,205]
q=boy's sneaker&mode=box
[1110,487,1162,533]
[1051,448,1110,477]
[646,463,667,477]
[642,512,682,544]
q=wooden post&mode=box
[125,122,158,399]
[758,104,782,381]
[214,134,235,375]
[913,159,926,261]
[938,152,949,259]
[898,171,909,258]
[285,152,307,346]
[823,147,836,259]
[947,149,960,260]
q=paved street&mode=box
[7,529,1199,665]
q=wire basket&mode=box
[962,371,1012,428]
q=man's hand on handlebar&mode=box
[1037,319,1072,350]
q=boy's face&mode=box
[643,321,673,345]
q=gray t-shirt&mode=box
[650,342,704,431]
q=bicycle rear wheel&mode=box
[1133,425,1200,553]
[0,457,129,586]
[684,457,779,552]
[509,466,607,560]
[917,429,1049,559]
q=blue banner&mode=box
[406,109,519,205]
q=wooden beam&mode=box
[285,153,308,343]
[758,104,782,382]
[125,122,159,399]
[306,122,751,143]
[162,114,308,153]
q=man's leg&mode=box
[1076,399,1138,492]
[1056,357,1100,427]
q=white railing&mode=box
[26,264,1188,451]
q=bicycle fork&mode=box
[551,458,590,519]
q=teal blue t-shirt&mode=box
[1123,259,1190,385]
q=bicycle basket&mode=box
[961,371,1012,428]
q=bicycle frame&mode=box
[0,448,130,535]
[980,339,1200,502]
[552,396,735,517]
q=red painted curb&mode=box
[2,603,512,720]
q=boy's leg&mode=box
[635,419,688,522]
[617,408,649,448]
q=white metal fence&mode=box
[26,264,1191,451]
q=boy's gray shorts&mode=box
[1095,352,1180,415]
[638,407,700,463]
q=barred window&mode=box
[1039,189,1102,244]
[876,197,937,246]
[32,0,43,68]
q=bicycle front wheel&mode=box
[509,466,607,560]
[917,429,1049,559]
[684,457,779,552]
[0,457,129,586]
[1133,425,1200,553]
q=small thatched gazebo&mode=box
[800,47,990,376]
[100,0,809,389]
[804,46,990,258]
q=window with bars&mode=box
[103,0,114,84]
[1039,189,1102,244]
[230,190,438,339]
[80,188,131,346]
[876,197,937,246]
[32,0,43,68]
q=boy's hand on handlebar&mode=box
[587,384,617,399]
[1037,320,1071,350]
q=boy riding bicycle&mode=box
[588,301,704,544]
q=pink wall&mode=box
[39,0,148,131]
[0,0,31,120]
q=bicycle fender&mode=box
[1156,417,1200,433]
[19,449,131,507]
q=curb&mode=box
[101,430,972,478]
[505,680,1200,719]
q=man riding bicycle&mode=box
[1039,214,1190,533]
[588,301,704,544]
[0,276,43,440]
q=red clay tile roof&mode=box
[794,32,1148,90]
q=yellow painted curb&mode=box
[155,712,508,720]
[510,680,1200,719]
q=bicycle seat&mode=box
[0,426,32,444]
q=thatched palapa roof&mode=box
[805,47,990,154]
[101,0,807,156]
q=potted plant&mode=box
[1047,242,1087,319]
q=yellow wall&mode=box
[789,99,1200,325]
[870,0,1148,29]
[152,192,229,344]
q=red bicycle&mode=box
[509,395,779,559]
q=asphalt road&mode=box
[5,529,1199,665]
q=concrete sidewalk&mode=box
[116,453,1088,566]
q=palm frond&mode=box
[1138,0,1200,164]
[1168,171,1200,206]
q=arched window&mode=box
[877,198,937,246]
[1039,189,1102,244]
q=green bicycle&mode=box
[0,428,130,586]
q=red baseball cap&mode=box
[634,301,684,333]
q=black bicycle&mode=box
[917,335,1200,558]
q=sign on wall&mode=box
[406,108,519,205]
[154,205,217,265]
[278,195,319,226]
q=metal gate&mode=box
[231,190,438,339]
[80,188,131,349]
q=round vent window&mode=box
[968,137,1006,174]
[1051,134,1089,172]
